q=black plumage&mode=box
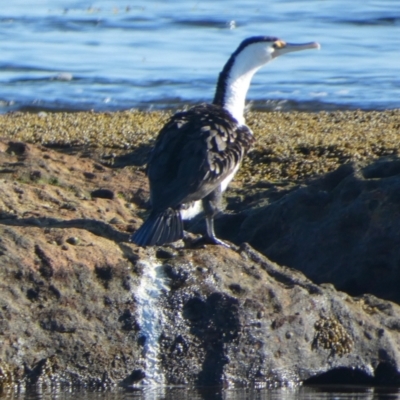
[130,35,319,247]
[131,104,254,246]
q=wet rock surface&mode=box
[1,110,400,388]
[156,244,400,387]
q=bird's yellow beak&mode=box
[273,40,320,57]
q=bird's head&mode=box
[233,36,320,68]
[214,35,320,122]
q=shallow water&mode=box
[1,0,399,113]
[2,386,400,400]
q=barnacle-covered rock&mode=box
[313,316,354,357]
[0,110,400,389]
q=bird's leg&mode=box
[204,216,230,247]
[202,187,230,248]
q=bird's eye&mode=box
[273,40,286,49]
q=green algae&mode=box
[1,109,399,188]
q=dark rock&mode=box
[84,172,96,180]
[120,369,146,386]
[118,309,138,331]
[91,189,114,199]
[30,170,42,181]
[7,141,28,156]
[232,158,400,304]
[156,248,176,259]
[66,236,80,245]
[95,265,113,280]
[228,283,246,295]
[26,288,39,301]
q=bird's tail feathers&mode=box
[130,208,183,247]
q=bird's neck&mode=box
[213,53,263,126]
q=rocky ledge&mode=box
[0,110,400,389]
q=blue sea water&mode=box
[0,0,399,114]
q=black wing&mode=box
[147,104,254,211]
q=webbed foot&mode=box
[203,234,231,248]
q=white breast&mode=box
[220,164,240,192]
[180,200,203,220]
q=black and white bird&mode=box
[131,36,320,247]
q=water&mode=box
[0,0,399,114]
[134,260,169,386]
[2,385,400,400]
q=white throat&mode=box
[223,66,261,126]
[220,43,274,126]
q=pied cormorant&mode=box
[131,36,320,247]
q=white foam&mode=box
[135,259,170,386]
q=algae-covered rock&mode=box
[1,110,400,388]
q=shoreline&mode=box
[1,109,399,186]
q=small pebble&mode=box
[66,237,80,245]
[109,217,123,224]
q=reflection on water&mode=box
[2,386,400,400]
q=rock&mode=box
[232,158,400,304]
[1,212,400,388]
[66,236,80,245]
[1,110,400,389]
[6,141,29,156]
[91,189,115,199]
